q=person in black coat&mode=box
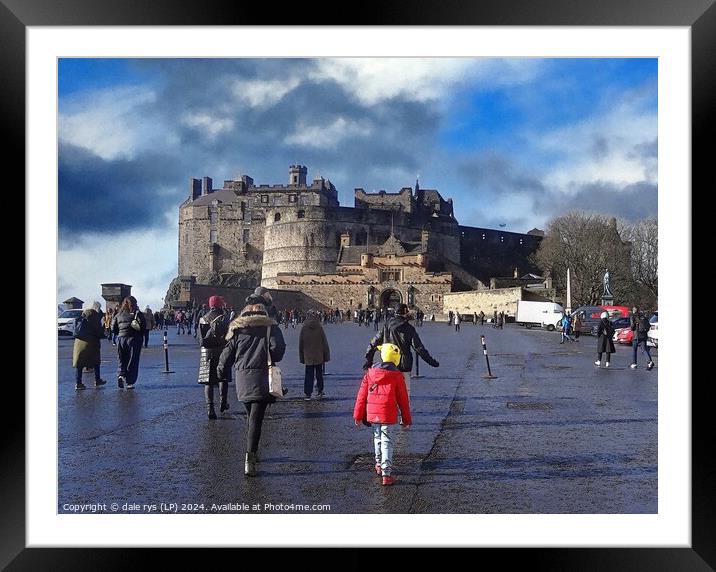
[595,312,616,368]
[111,295,146,388]
[217,303,286,476]
[197,296,230,419]
[364,304,439,399]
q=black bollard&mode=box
[161,330,175,374]
[480,335,498,379]
[412,349,424,378]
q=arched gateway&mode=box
[380,288,402,309]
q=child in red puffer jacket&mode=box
[353,343,412,486]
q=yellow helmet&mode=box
[377,343,401,366]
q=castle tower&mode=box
[261,205,337,287]
[289,164,308,186]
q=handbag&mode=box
[130,311,142,331]
[266,326,284,398]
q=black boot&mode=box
[207,403,217,420]
[219,382,229,412]
[245,452,257,476]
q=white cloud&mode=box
[58,227,177,311]
[284,117,373,148]
[181,112,235,138]
[59,86,178,161]
[310,58,542,105]
[535,98,657,192]
[231,77,301,109]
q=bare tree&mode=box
[532,212,633,306]
[621,218,658,301]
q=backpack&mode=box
[73,316,90,339]
[637,315,651,333]
[200,313,228,347]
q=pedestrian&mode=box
[492,310,498,328]
[104,307,114,340]
[454,311,461,332]
[176,309,185,335]
[447,310,453,327]
[72,301,107,390]
[573,312,583,340]
[143,305,155,348]
[193,304,207,338]
[217,303,286,477]
[595,311,616,368]
[353,343,412,486]
[364,303,439,400]
[111,295,146,388]
[480,311,485,325]
[299,310,331,400]
[629,307,655,370]
[560,313,575,343]
[197,296,230,419]
[498,312,504,329]
[473,311,478,326]
[186,307,194,335]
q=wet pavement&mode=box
[58,322,657,514]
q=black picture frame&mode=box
[8,0,709,568]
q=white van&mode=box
[516,300,565,331]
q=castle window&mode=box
[297,210,305,219]
[274,213,281,223]
[500,236,504,243]
[261,195,269,204]
[289,194,298,203]
[482,234,486,240]
[519,238,523,245]
[210,230,218,244]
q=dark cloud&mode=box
[453,151,657,230]
[58,143,185,236]
[558,181,657,222]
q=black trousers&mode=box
[204,382,228,405]
[304,364,324,396]
[76,364,101,383]
[243,401,268,453]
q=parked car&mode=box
[573,306,605,335]
[647,311,658,348]
[591,316,630,337]
[58,309,83,337]
[614,326,634,345]
[600,305,631,318]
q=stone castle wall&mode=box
[442,287,548,317]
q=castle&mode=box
[175,165,547,315]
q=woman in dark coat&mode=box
[299,311,331,400]
[111,295,146,388]
[197,296,230,419]
[595,312,616,368]
[72,302,107,389]
[217,304,286,476]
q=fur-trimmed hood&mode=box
[225,313,276,340]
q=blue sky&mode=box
[58,58,657,309]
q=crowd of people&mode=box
[69,287,442,485]
[69,287,655,484]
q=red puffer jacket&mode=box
[353,363,412,426]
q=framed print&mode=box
[9,0,712,568]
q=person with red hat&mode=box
[197,295,230,419]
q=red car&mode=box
[614,327,634,345]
